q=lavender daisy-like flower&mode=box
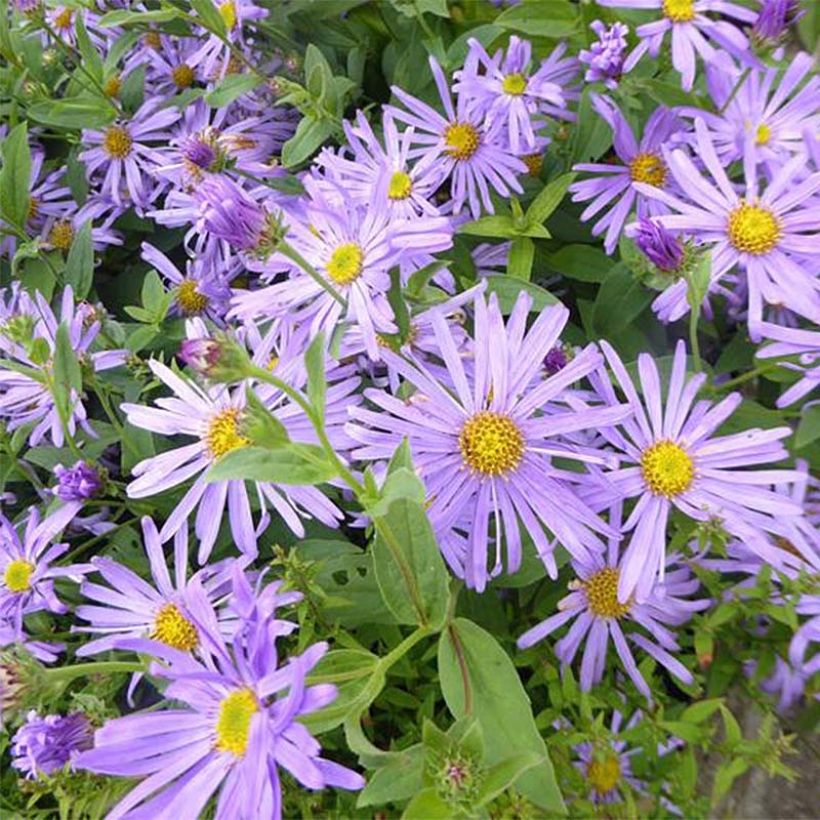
[454,35,567,155]
[518,504,708,698]
[80,100,180,211]
[347,290,631,591]
[570,95,681,254]
[12,711,93,778]
[597,0,756,91]
[635,120,820,336]
[53,462,103,502]
[756,322,819,408]
[122,358,345,562]
[74,576,364,819]
[0,503,83,636]
[590,339,803,604]
[579,21,630,89]
[0,285,126,447]
[387,56,526,218]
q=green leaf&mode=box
[120,65,146,113]
[402,788,452,819]
[75,11,103,82]
[282,116,335,168]
[476,752,542,807]
[0,122,31,228]
[484,277,559,313]
[682,698,724,724]
[190,0,227,35]
[795,405,820,449]
[686,249,711,312]
[507,237,534,281]
[592,263,652,336]
[305,332,327,415]
[97,7,180,27]
[438,619,565,813]
[206,444,338,485]
[28,98,116,130]
[545,244,610,282]
[526,172,575,226]
[495,1,579,38]
[64,221,94,300]
[206,73,262,108]
[457,215,516,239]
[243,387,290,448]
[570,87,612,164]
[371,464,449,628]
[357,744,425,808]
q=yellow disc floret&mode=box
[103,74,122,98]
[326,243,364,285]
[48,220,75,251]
[387,170,413,200]
[629,152,667,187]
[459,411,525,477]
[53,7,73,30]
[172,64,195,89]
[151,603,199,651]
[205,409,249,460]
[587,752,621,794]
[502,73,528,96]
[755,123,771,146]
[583,568,631,618]
[444,122,480,161]
[641,440,694,497]
[176,280,209,315]
[103,125,133,159]
[219,0,237,30]
[662,0,695,23]
[522,153,544,177]
[3,560,35,593]
[214,689,258,756]
[727,202,780,255]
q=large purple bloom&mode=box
[347,290,631,591]
[12,711,93,778]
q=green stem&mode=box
[710,365,767,393]
[45,660,144,683]
[377,624,431,672]
[689,308,702,373]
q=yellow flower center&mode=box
[502,73,528,96]
[387,170,413,200]
[205,409,249,460]
[103,125,133,160]
[727,202,780,255]
[629,152,667,187]
[144,31,162,49]
[266,355,279,372]
[587,753,621,794]
[326,243,364,285]
[662,0,695,23]
[755,123,771,146]
[583,568,631,618]
[214,689,258,756]
[176,280,209,315]
[53,7,72,29]
[151,603,199,651]
[219,0,237,30]
[103,74,122,98]
[444,122,480,161]
[27,196,40,222]
[3,560,35,593]
[48,220,74,251]
[459,411,525,477]
[641,440,694,497]
[172,64,195,89]
[522,153,543,177]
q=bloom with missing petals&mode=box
[53,462,103,502]
[579,21,629,89]
[348,291,630,591]
[634,217,684,272]
[12,711,92,778]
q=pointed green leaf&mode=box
[64,221,94,300]
[0,122,31,228]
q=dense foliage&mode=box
[0,0,818,817]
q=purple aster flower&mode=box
[682,51,820,168]
[347,290,631,591]
[570,710,681,808]
[518,503,708,698]
[754,656,812,713]
[16,149,74,240]
[11,711,93,778]
[579,21,630,89]
[756,322,820,408]
[752,0,804,44]
[454,35,568,155]
[0,503,84,637]
[37,200,123,256]
[121,356,346,563]
[80,100,180,211]
[0,285,127,447]
[74,575,364,819]
[590,339,804,604]
[387,56,526,218]
[634,120,820,337]
[634,217,685,271]
[53,462,104,502]
[597,0,756,91]
[570,95,682,254]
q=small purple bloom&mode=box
[195,176,272,254]
[53,462,103,502]
[579,21,629,89]
[752,0,804,43]
[634,217,684,272]
[179,337,223,376]
[543,346,569,375]
[12,711,93,778]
